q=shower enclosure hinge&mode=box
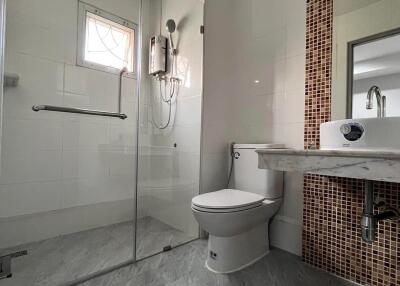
[162,245,172,252]
[0,250,28,279]
[200,25,204,34]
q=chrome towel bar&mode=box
[32,105,127,120]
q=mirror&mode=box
[332,0,400,120]
[350,31,400,118]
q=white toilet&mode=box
[192,144,284,274]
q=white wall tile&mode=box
[85,0,140,23]
[280,173,304,220]
[270,216,302,256]
[367,0,393,36]
[63,92,90,109]
[64,65,88,96]
[284,90,306,124]
[2,118,62,151]
[3,55,64,117]
[203,0,307,254]
[5,0,78,64]
[252,29,287,62]
[0,149,62,184]
[61,177,134,209]
[62,119,110,151]
[120,97,137,122]
[61,150,109,179]
[286,24,306,58]
[201,152,229,193]
[121,78,137,102]
[251,58,287,96]
[0,200,134,249]
[251,0,286,38]
[284,0,307,27]
[7,0,77,31]
[175,96,202,126]
[0,181,63,218]
[108,123,137,151]
[173,125,202,153]
[285,54,306,92]
[392,0,400,27]
[107,151,136,177]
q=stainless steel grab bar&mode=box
[32,105,127,119]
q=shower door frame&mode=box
[0,0,5,160]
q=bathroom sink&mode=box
[320,117,400,150]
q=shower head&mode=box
[166,19,176,33]
[166,19,177,55]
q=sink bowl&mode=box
[320,117,400,150]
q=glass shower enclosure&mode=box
[136,0,203,260]
[0,0,203,285]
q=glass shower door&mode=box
[0,0,139,284]
[136,0,203,259]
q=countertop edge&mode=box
[255,148,400,159]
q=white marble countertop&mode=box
[257,148,400,183]
[256,148,400,159]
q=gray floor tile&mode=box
[79,240,355,286]
[0,217,192,286]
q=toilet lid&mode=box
[191,189,265,210]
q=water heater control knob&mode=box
[340,123,364,142]
[340,124,351,135]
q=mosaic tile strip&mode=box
[303,1,400,285]
[304,0,332,149]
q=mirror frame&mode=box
[346,27,400,118]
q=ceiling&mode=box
[353,33,400,80]
[334,0,381,17]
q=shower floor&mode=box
[0,217,193,286]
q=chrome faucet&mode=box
[366,85,386,117]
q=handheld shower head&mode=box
[166,19,176,33]
[166,19,177,55]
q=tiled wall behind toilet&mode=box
[303,1,400,285]
[203,0,307,256]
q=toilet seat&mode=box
[191,202,263,213]
[191,189,265,213]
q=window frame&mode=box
[77,1,138,78]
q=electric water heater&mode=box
[149,35,167,75]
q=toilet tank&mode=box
[232,144,284,199]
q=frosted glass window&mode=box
[78,2,137,76]
[85,12,134,72]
